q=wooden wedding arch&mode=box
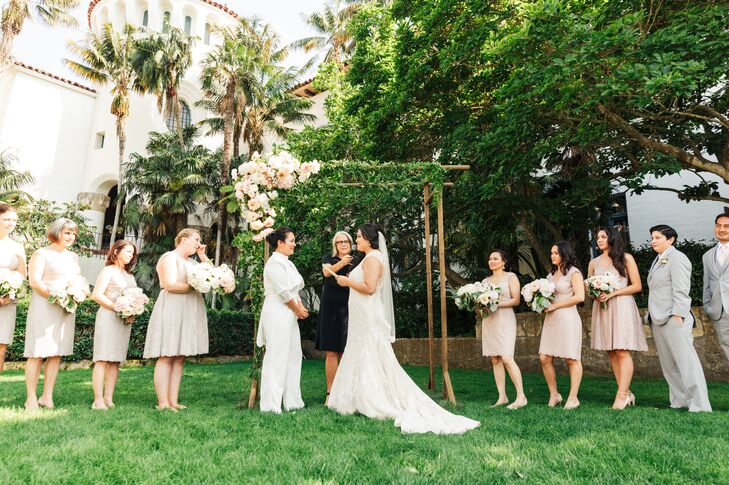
[246,164,470,408]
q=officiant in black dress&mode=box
[316,231,359,404]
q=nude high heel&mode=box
[612,392,634,410]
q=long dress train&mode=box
[327,250,480,434]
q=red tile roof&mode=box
[87,0,240,28]
[13,60,97,94]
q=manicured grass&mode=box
[1,360,729,483]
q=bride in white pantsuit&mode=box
[258,227,309,413]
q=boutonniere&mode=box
[659,257,669,266]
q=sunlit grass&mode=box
[1,361,729,483]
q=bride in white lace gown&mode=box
[327,224,480,434]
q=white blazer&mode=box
[257,252,305,346]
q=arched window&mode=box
[204,23,211,45]
[162,11,171,32]
[165,101,192,131]
[184,16,192,35]
[142,10,148,27]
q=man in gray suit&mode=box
[647,224,711,412]
[703,212,729,361]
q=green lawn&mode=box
[1,361,728,484]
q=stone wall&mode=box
[389,307,729,381]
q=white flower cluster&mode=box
[48,277,90,313]
[0,269,25,300]
[114,287,150,322]
[454,281,502,317]
[188,263,236,296]
[231,151,321,242]
[521,278,556,313]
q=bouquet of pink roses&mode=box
[114,287,149,323]
[585,272,620,309]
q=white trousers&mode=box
[652,315,711,412]
[259,298,304,413]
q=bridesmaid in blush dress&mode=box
[539,242,585,409]
[24,218,82,409]
[143,228,210,411]
[481,249,527,410]
[0,203,26,372]
[589,226,647,410]
[90,240,140,410]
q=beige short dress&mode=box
[93,269,137,362]
[539,267,583,360]
[482,273,518,358]
[590,258,648,352]
[143,252,208,358]
[24,247,81,358]
[0,249,21,344]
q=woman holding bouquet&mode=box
[90,240,141,410]
[143,228,209,411]
[0,203,27,372]
[24,218,83,409]
[482,249,527,410]
[258,226,308,413]
[539,242,585,409]
[588,227,647,410]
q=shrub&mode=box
[7,298,253,362]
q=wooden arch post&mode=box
[423,165,469,405]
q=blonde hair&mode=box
[174,228,200,247]
[47,218,78,243]
[331,231,353,256]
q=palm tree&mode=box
[289,0,362,69]
[0,148,34,204]
[132,26,193,140]
[0,0,80,67]
[65,23,142,245]
[243,67,315,154]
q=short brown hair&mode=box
[47,218,78,243]
[174,228,200,247]
[105,240,138,271]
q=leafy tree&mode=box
[66,23,143,245]
[0,0,79,66]
[0,148,34,205]
[16,200,95,256]
[132,26,193,140]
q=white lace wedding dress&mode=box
[327,248,480,434]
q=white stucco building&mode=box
[0,0,721,257]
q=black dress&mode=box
[315,254,352,352]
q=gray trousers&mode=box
[652,315,712,412]
[712,312,729,362]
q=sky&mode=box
[9,0,325,84]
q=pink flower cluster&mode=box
[231,151,321,242]
[114,287,150,323]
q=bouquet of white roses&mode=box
[521,278,556,313]
[0,268,26,300]
[188,263,236,295]
[585,272,620,309]
[48,277,90,313]
[454,281,502,317]
[114,287,149,323]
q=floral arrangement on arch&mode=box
[231,151,321,242]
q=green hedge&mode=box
[6,299,254,362]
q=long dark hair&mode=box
[551,241,577,275]
[106,240,138,272]
[597,226,627,277]
[358,223,382,249]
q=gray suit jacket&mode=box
[647,246,693,326]
[703,245,729,321]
